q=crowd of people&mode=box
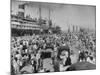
[11,31,96,75]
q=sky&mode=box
[11,0,96,31]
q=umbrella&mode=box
[67,62,96,71]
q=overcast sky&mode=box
[11,0,96,31]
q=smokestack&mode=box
[18,4,25,18]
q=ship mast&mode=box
[39,4,42,26]
[48,7,52,28]
[48,7,51,23]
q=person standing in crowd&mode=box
[59,50,71,71]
